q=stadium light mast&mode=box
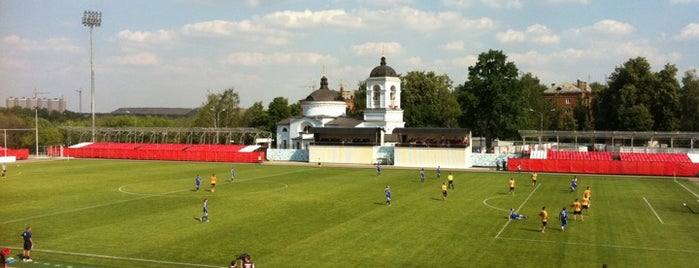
[83,10,101,142]
[529,108,543,150]
[35,107,39,158]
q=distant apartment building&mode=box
[5,97,67,112]
[543,80,593,113]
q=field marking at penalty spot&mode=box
[3,246,224,268]
[494,183,541,238]
[673,177,699,199]
[496,236,699,254]
[642,197,665,224]
[2,168,312,225]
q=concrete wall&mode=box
[310,145,376,165]
[394,147,471,169]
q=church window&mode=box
[373,85,381,106]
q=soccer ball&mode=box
[6,257,16,264]
[683,203,687,207]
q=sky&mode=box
[1,0,698,113]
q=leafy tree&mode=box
[679,69,699,131]
[456,50,527,151]
[289,102,302,117]
[519,73,555,131]
[243,102,271,131]
[348,81,367,118]
[193,88,241,128]
[654,64,681,131]
[596,57,681,131]
[401,71,461,127]
[268,97,290,129]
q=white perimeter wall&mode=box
[310,145,376,165]
[394,147,471,169]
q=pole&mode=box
[83,10,101,142]
[90,26,95,142]
[529,108,543,150]
[35,107,39,158]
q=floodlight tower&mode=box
[83,10,101,142]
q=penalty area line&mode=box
[496,236,699,254]
[494,183,541,239]
[643,196,664,224]
[4,246,225,268]
[673,177,699,198]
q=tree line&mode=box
[1,50,698,152]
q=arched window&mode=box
[282,127,288,132]
[390,86,397,108]
[373,85,381,106]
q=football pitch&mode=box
[1,159,698,267]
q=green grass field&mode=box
[1,159,698,268]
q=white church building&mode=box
[276,56,405,149]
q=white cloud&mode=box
[352,42,404,56]
[542,0,589,4]
[117,29,176,43]
[497,24,560,44]
[675,23,699,40]
[180,19,292,45]
[670,0,699,4]
[361,7,496,33]
[111,52,160,66]
[262,9,363,29]
[225,52,336,66]
[570,19,635,36]
[441,41,465,51]
[442,0,522,9]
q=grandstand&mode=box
[510,130,699,177]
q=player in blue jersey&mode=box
[384,185,392,206]
[570,176,578,192]
[230,167,236,183]
[20,226,33,262]
[559,207,568,232]
[376,163,382,175]
[195,174,201,192]
[420,168,425,183]
[200,198,209,222]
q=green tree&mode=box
[194,88,241,128]
[456,50,527,151]
[679,69,699,131]
[596,57,681,131]
[654,64,681,131]
[243,102,271,131]
[289,102,302,117]
[348,81,367,118]
[401,71,461,127]
[268,97,290,130]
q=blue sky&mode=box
[1,0,698,113]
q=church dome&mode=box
[305,76,343,101]
[369,56,398,77]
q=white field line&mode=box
[3,168,311,224]
[494,183,541,238]
[482,195,511,212]
[674,177,699,198]
[3,246,224,268]
[643,197,665,224]
[497,236,699,254]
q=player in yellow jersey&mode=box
[509,177,515,195]
[447,172,455,189]
[210,173,217,192]
[531,172,538,186]
[581,196,590,212]
[583,186,591,207]
[441,182,448,201]
[572,198,583,221]
[539,206,548,233]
